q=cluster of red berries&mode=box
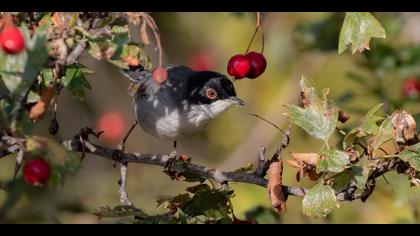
[227,51,267,80]
[0,26,25,54]
[23,159,50,186]
[402,77,420,98]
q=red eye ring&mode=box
[206,88,218,99]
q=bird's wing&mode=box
[123,64,195,98]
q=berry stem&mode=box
[140,13,163,68]
[244,12,265,54]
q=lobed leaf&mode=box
[338,12,386,54]
[302,182,338,218]
[285,76,338,141]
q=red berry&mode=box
[98,112,126,141]
[188,50,216,71]
[227,54,251,79]
[246,52,267,79]
[0,27,25,54]
[23,159,50,186]
[152,67,168,85]
[402,77,420,98]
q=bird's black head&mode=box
[186,71,244,106]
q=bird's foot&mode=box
[112,145,124,167]
[164,150,177,171]
[120,196,133,206]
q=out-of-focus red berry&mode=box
[402,77,420,98]
[188,50,216,71]
[23,159,50,186]
[0,26,25,54]
[98,112,126,141]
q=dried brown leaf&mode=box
[267,161,286,214]
[51,12,63,29]
[28,85,54,122]
[289,152,319,166]
[286,159,301,168]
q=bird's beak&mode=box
[228,96,246,106]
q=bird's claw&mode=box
[164,150,177,171]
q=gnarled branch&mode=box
[62,137,306,198]
[62,135,420,203]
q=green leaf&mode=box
[94,205,148,218]
[361,103,385,134]
[351,156,371,190]
[41,69,54,86]
[26,90,40,103]
[302,182,338,218]
[372,116,394,152]
[18,24,49,96]
[182,184,233,220]
[331,170,352,192]
[343,103,384,149]
[317,148,350,173]
[284,76,338,141]
[338,12,386,54]
[62,67,92,100]
[396,143,420,171]
[0,51,28,94]
[244,206,281,224]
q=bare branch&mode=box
[62,134,420,203]
[66,40,87,65]
[63,137,306,198]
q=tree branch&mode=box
[62,135,420,204]
[62,137,307,198]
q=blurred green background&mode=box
[1,12,420,223]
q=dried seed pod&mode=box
[49,118,59,135]
[391,110,417,144]
[338,109,350,123]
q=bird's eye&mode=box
[206,88,218,99]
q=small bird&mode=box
[123,64,244,142]
[117,64,244,205]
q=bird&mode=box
[116,64,245,205]
[123,64,245,142]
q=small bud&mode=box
[338,110,350,123]
[49,118,59,135]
